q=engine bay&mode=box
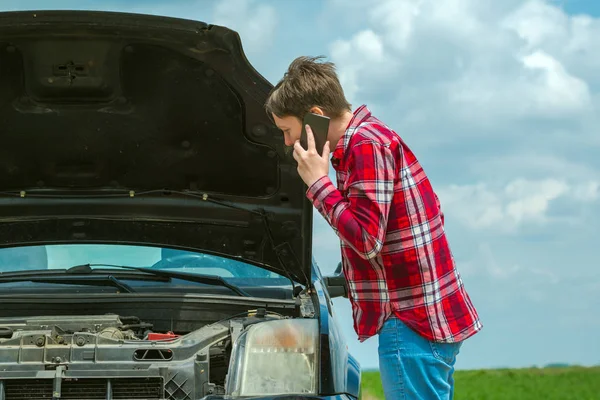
[0,304,313,400]
[0,314,155,343]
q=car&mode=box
[0,9,360,400]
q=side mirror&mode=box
[324,262,348,298]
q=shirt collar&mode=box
[332,104,371,165]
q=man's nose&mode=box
[284,135,294,147]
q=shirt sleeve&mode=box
[306,141,396,260]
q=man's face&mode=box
[272,113,302,147]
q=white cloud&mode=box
[572,181,599,201]
[330,29,399,103]
[448,52,592,120]
[369,0,423,51]
[504,178,568,224]
[437,178,597,232]
[328,0,599,130]
[467,153,598,183]
[212,0,277,55]
[501,0,569,48]
[522,50,591,111]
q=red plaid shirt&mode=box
[307,105,482,343]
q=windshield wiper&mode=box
[68,263,251,297]
[0,272,142,293]
[0,265,250,296]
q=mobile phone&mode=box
[300,113,330,156]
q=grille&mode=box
[62,379,107,399]
[2,377,163,400]
[112,378,164,400]
[3,379,53,400]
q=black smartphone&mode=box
[300,113,330,156]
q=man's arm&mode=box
[307,140,396,260]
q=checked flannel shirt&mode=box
[307,105,482,343]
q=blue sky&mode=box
[2,0,598,371]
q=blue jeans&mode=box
[378,316,462,399]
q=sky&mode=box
[1,0,598,371]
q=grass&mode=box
[360,365,600,400]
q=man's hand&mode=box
[293,124,330,187]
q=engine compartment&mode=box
[0,294,313,400]
[0,314,152,343]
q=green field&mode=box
[360,366,600,400]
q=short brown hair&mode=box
[265,56,352,120]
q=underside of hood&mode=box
[0,10,313,285]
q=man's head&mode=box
[266,56,352,147]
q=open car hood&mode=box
[0,10,314,286]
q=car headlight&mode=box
[225,318,319,397]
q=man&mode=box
[266,56,482,400]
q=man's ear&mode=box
[309,106,325,116]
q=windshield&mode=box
[0,244,293,293]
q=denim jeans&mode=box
[378,316,462,400]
